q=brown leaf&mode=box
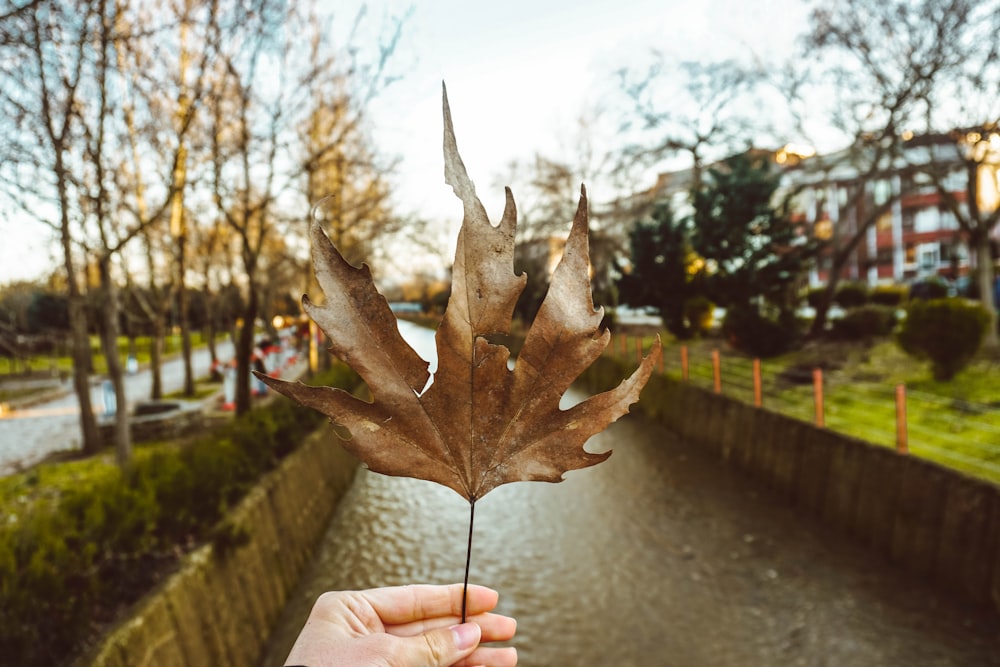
[260,86,661,501]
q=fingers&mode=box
[360,583,500,625]
[386,611,517,642]
[391,622,518,667]
[391,621,480,667]
[455,645,519,667]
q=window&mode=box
[876,211,893,232]
[873,179,892,206]
[914,208,940,233]
[814,219,833,240]
[918,243,940,270]
[939,207,959,230]
[901,210,915,232]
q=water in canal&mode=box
[260,322,999,666]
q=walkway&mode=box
[0,341,233,474]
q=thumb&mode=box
[399,621,481,667]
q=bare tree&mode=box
[795,0,994,337]
[0,0,105,454]
[205,1,409,413]
[616,55,765,195]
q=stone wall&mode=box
[582,356,1000,615]
[80,426,358,667]
[97,401,205,446]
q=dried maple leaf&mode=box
[259,87,661,502]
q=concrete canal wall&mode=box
[582,356,1000,616]
[80,426,358,667]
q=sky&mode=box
[368,0,813,228]
[0,0,814,285]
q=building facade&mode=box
[641,131,1000,290]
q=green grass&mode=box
[611,330,1000,485]
[0,332,224,379]
[0,443,164,514]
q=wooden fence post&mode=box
[753,358,762,408]
[813,368,824,427]
[896,384,908,454]
[712,349,721,394]
[681,346,689,382]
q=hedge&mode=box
[0,364,360,665]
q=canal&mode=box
[260,321,999,666]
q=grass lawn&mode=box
[0,332,221,379]
[616,328,1000,485]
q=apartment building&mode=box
[639,131,1000,290]
[780,131,1000,288]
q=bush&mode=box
[804,286,827,309]
[909,277,950,300]
[870,285,907,307]
[831,305,898,340]
[897,299,990,380]
[683,296,715,337]
[722,306,797,357]
[833,282,869,308]
[0,364,359,665]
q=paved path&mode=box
[0,341,233,475]
[261,321,1000,666]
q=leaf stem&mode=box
[461,497,476,623]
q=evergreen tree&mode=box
[617,203,704,339]
[691,153,807,322]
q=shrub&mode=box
[0,364,358,665]
[897,298,990,380]
[831,305,898,340]
[870,285,907,307]
[804,286,827,309]
[909,277,950,300]
[722,306,796,357]
[833,282,869,308]
[683,296,715,337]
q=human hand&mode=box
[283,583,518,667]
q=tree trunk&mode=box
[178,270,194,397]
[150,315,164,399]
[235,285,258,415]
[205,290,218,366]
[67,293,101,454]
[56,146,101,454]
[974,239,998,349]
[99,259,132,466]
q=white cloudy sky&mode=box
[368,0,814,225]
[1,0,815,284]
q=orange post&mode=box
[656,344,665,374]
[895,384,908,454]
[680,346,689,382]
[813,368,824,427]
[753,358,762,408]
[712,349,721,394]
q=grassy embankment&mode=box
[0,363,360,664]
[620,328,1000,485]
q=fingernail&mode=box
[450,622,480,650]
